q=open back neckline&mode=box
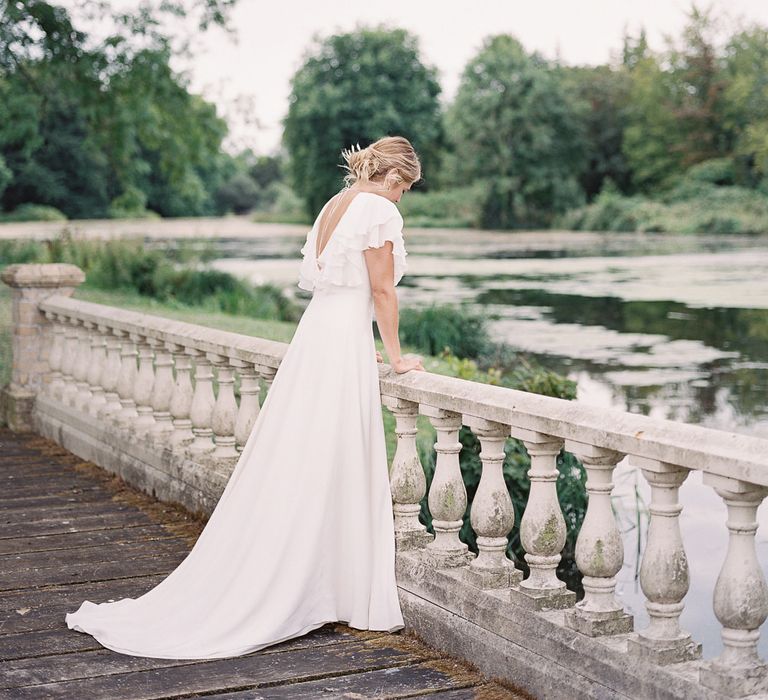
[315,191,362,262]
[314,191,394,263]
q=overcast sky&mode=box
[166,0,768,155]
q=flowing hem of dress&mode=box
[64,609,406,660]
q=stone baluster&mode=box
[86,324,108,416]
[383,396,432,550]
[699,475,768,697]
[98,329,123,420]
[209,353,239,459]
[59,317,80,406]
[463,417,520,588]
[114,331,139,427]
[260,366,277,393]
[132,334,156,434]
[627,457,700,664]
[422,407,470,568]
[232,360,261,451]
[188,350,216,455]
[59,318,80,405]
[168,343,194,447]
[71,320,92,410]
[564,442,633,636]
[510,432,575,610]
[44,312,66,400]
[149,339,174,437]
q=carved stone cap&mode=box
[1,263,86,288]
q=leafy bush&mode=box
[0,204,67,222]
[398,303,493,358]
[559,177,768,234]
[250,182,311,224]
[108,187,159,220]
[398,184,485,228]
[215,173,261,214]
[685,157,736,186]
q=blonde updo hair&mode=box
[340,136,421,190]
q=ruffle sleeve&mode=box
[297,235,317,292]
[298,195,408,292]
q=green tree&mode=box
[561,65,633,199]
[622,7,730,191]
[621,28,650,70]
[0,0,237,218]
[445,35,587,229]
[722,26,768,185]
[666,6,730,165]
[282,26,443,217]
[622,52,685,191]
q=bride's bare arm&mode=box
[364,243,424,374]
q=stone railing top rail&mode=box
[41,294,768,487]
[40,294,288,370]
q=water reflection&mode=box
[474,287,768,438]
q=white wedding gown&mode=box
[64,191,408,659]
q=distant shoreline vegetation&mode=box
[2,4,768,235]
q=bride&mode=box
[64,135,426,659]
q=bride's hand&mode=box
[392,355,425,373]
[375,350,383,363]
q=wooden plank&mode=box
[0,486,106,503]
[200,660,480,699]
[421,685,530,699]
[0,626,359,686]
[0,465,86,478]
[0,501,145,521]
[0,623,358,665]
[0,489,111,508]
[0,626,105,660]
[5,538,189,571]
[0,511,153,538]
[0,550,185,591]
[0,577,168,633]
[0,471,105,496]
[0,638,431,699]
[0,575,167,614]
[0,524,176,555]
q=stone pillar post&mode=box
[0,263,85,431]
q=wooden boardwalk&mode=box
[0,429,527,700]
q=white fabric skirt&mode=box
[65,284,405,659]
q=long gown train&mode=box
[64,191,408,659]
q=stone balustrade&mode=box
[2,262,767,700]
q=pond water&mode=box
[172,227,768,659]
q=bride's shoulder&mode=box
[355,192,403,221]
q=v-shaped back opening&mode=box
[315,190,363,261]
